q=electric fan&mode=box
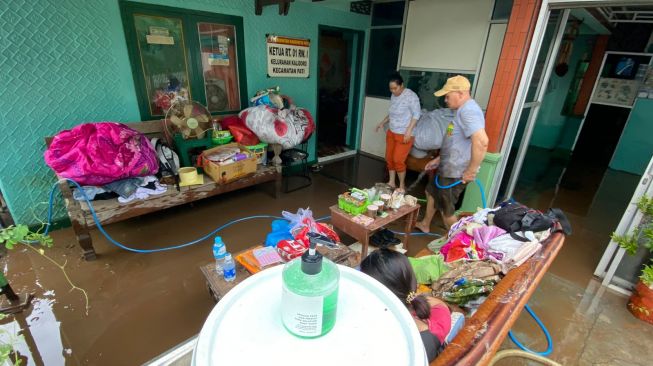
[165,100,212,139]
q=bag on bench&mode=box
[493,201,572,242]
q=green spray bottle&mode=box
[281,236,340,338]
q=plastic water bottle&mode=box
[223,253,236,282]
[213,236,227,275]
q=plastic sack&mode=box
[239,105,315,149]
[412,108,454,151]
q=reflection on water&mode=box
[0,295,69,366]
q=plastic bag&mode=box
[282,208,319,235]
[282,208,340,244]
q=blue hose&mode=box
[44,179,284,253]
[433,175,552,357]
[434,175,487,209]
[42,180,432,253]
[508,304,554,356]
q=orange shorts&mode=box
[385,130,414,172]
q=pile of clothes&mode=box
[410,202,570,312]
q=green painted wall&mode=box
[0,0,369,225]
[529,35,596,151]
[610,98,653,175]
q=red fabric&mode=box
[228,125,260,146]
[221,115,260,145]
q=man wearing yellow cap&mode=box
[415,76,489,232]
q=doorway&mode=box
[316,26,364,162]
[495,3,653,287]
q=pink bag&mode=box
[44,122,159,185]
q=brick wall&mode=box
[485,0,543,152]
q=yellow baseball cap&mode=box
[434,75,471,97]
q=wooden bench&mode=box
[45,120,281,260]
[424,232,565,366]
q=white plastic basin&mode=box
[193,265,427,366]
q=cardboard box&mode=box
[202,143,257,184]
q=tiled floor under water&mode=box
[1,154,651,365]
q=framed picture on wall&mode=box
[592,77,640,107]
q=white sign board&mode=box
[267,35,310,78]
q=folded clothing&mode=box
[104,175,158,198]
[118,180,167,204]
[408,254,449,285]
[486,231,544,274]
[432,260,502,297]
[439,232,484,262]
[442,279,495,306]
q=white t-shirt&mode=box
[388,88,421,134]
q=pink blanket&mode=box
[44,122,158,185]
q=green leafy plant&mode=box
[0,224,53,250]
[0,224,89,313]
[613,195,653,289]
[0,313,24,366]
[640,260,653,287]
[612,232,639,256]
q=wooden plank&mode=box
[431,232,565,366]
[80,166,280,226]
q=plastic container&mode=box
[281,237,340,338]
[193,265,427,366]
[245,143,268,165]
[223,253,236,282]
[212,237,227,275]
[212,130,234,145]
[373,200,385,215]
[366,204,378,218]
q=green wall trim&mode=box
[0,0,369,226]
[610,98,653,175]
[459,152,502,212]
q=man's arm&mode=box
[462,128,489,183]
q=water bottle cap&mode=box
[214,236,223,244]
[225,253,232,260]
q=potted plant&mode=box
[611,195,653,324]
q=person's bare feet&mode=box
[386,181,396,189]
[415,221,430,233]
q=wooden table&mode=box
[201,244,360,303]
[329,204,420,258]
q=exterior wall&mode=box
[0,0,369,225]
[485,0,543,153]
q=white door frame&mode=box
[500,9,570,200]
[594,156,653,295]
[489,0,653,205]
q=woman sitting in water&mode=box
[360,249,451,362]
